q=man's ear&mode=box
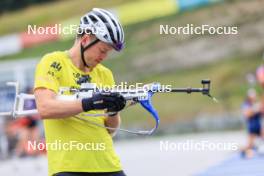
[80,35,90,46]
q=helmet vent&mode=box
[83,17,89,24]
[88,15,98,23]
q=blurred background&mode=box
[0,0,264,175]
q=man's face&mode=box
[80,35,113,67]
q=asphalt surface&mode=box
[0,131,257,176]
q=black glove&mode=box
[82,92,126,112]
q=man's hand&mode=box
[105,113,121,136]
[82,92,126,112]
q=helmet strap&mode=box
[80,38,100,67]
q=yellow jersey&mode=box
[34,51,122,176]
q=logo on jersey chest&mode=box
[73,73,91,85]
[50,61,62,71]
[47,61,62,78]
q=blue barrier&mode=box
[196,153,264,176]
[177,0,224,11]
[177,0,210,10]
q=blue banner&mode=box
[177,0,210,11]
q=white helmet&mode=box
[79,8,125,51]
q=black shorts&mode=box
[54,170,126,176]
[249,127,261,136]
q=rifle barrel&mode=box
[157,88,209,94]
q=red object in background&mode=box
[20,24,60,48]
[10,118,31,130]
[9,115,40,132]
[256,65,264,83]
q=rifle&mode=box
[0,80,216,135]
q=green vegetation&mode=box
[120,52,263,127]
[0,0,130,35]
[0,0,54,13]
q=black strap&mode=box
[54,170,126,176]
[80,39,100,67]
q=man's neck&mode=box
[68,47,92,73]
